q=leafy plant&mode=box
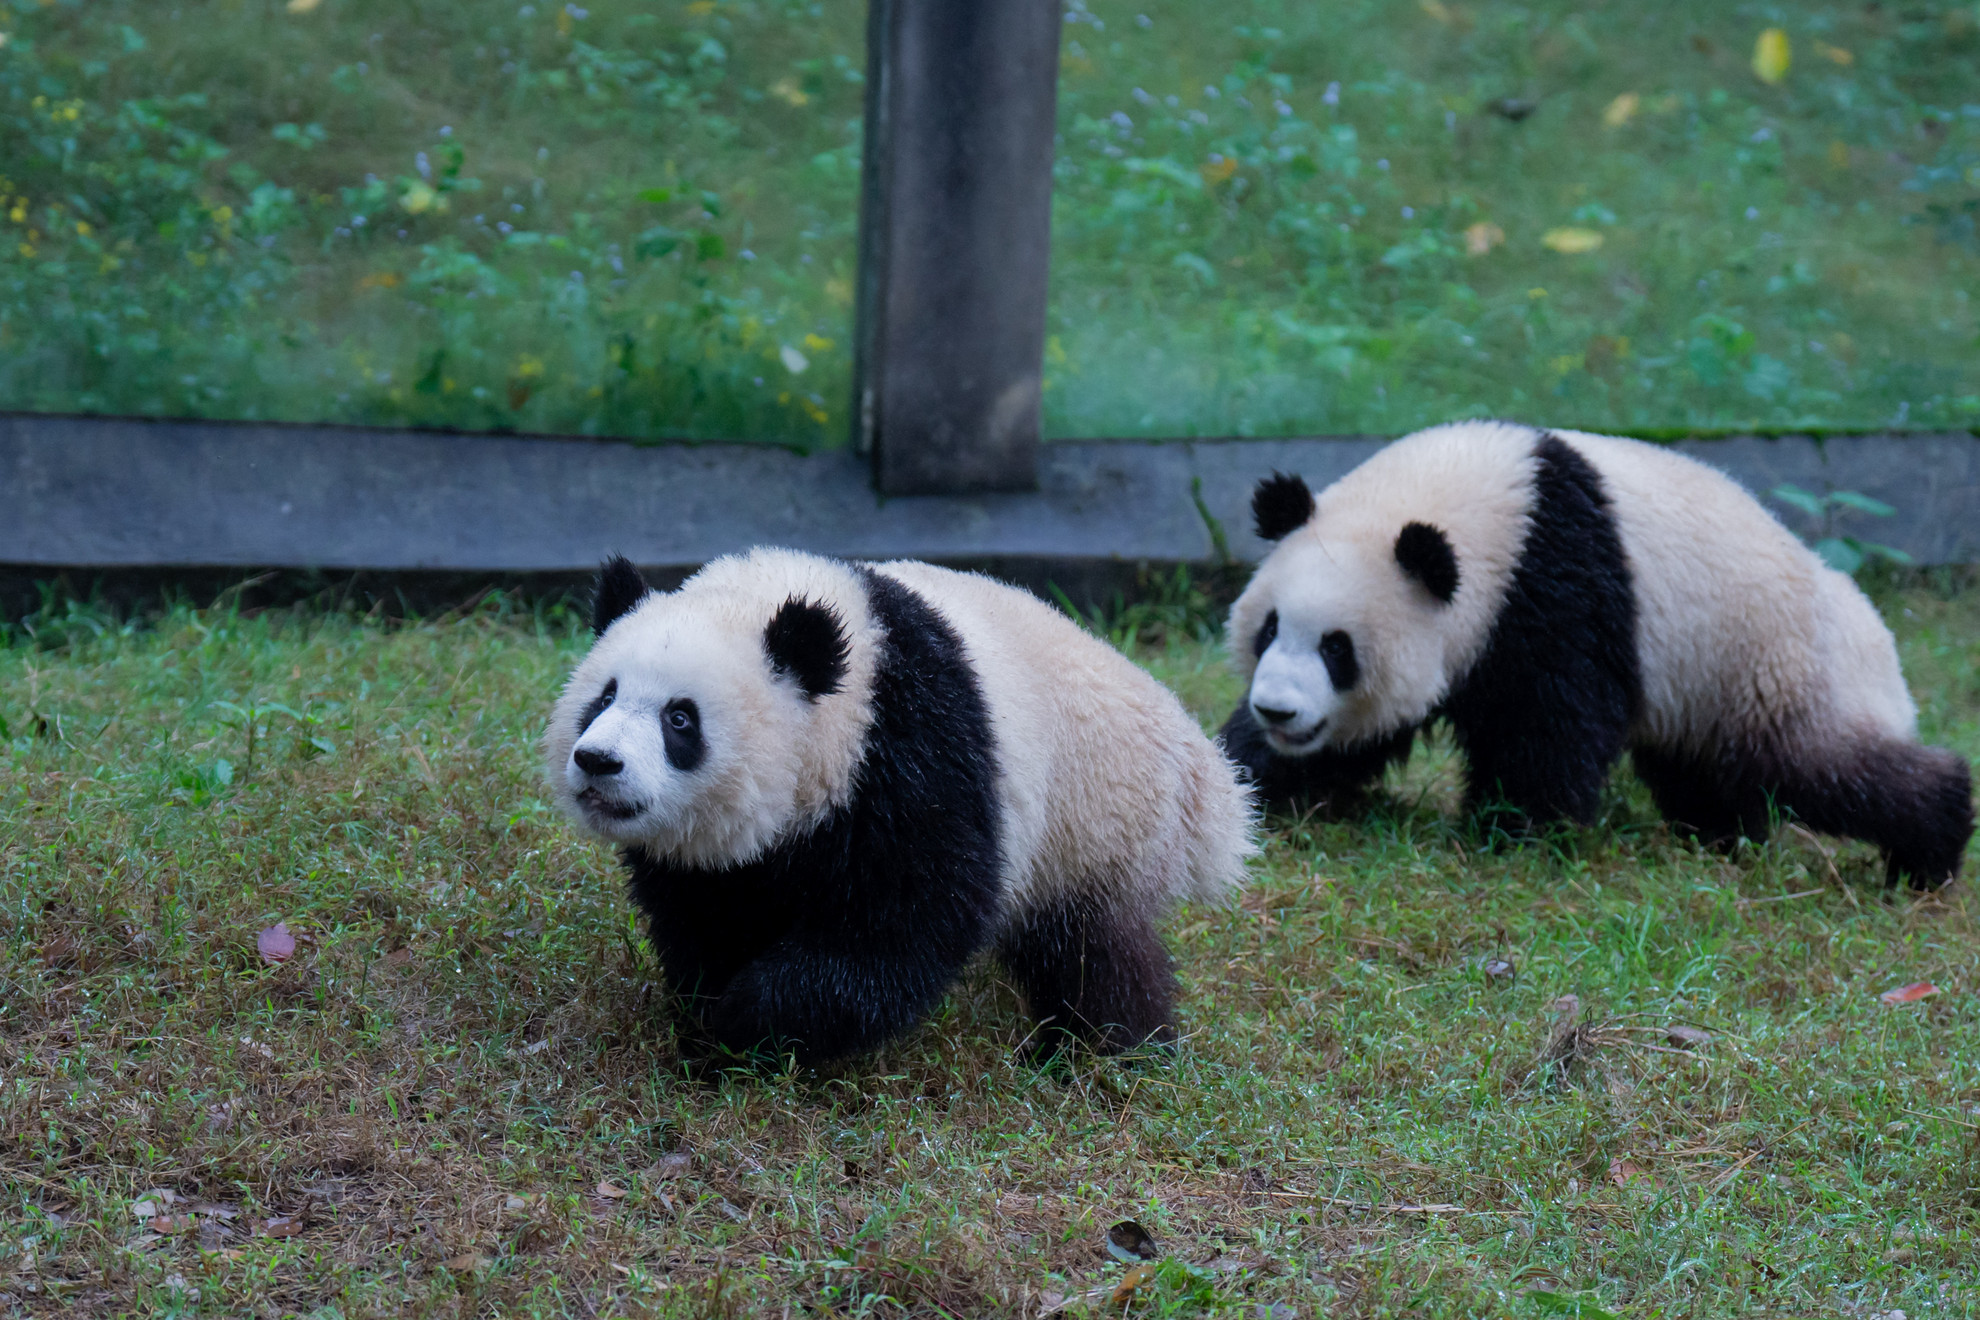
[1768,482,1916,576]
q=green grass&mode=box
[2,575,1977,1317]
[2,0,1976,442]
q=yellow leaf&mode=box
[770,77,809,107]
[1752,28,1791,85]
[802,333,834,352]
[596,1180,628,1200]
[1464,222,1504,256]
[1602,92,1640,128]
[358,271,401,289]
[1828,139,1851,169]
[1814,41,1853,66]
[686,0,716,12]
[286,0,323,12]
[1199,155,1238,186]
[824,276,852,305]
[1542,227,1604,254]
[1419,0,1453,23]
[399,181,441,215]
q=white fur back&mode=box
[1550,430,1918,752]
[876,561,1256,917]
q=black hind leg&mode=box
[1630,745,1767,848]
[1756,739,1975,889]
[996,895,1175,1058]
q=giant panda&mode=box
[546,548,1255,1065]
[1222,420,1974,888]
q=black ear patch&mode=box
[1394,522,1459,604]
[1252,472,1316,542]
[593,555,651,636]
[764,597,851,701]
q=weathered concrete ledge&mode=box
[4,413,1976,574]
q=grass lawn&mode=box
[1,573,1977,1317]
[2,0,1977,441]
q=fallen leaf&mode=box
[1880,982,1941,1005]
[651,1152,692,1179]
[1752,28,1791,85]
[257,923,296,965]
[1483,956,1516,985]
[596,1180,628,1200]
[1602,92,1640,127]
[1607,1159,1656,1188]
[239,1036,274,1061]
[132,1190,180,1219]
[1106,1219,1159,1263]
[162,1273,199,1300]
[1665,1025,1711,1049]
[1110,1262,1157,1305]
[503,1194,531,1213]
[1541,227,1604,254]
[287,0,323,11]
[149,1215,198,1234]
[262,1215,304,1238]
[444,1253,489,1272]
[1814,41,1853,65]
[191,1201,240,1220]
[521,1038,551,1056]
[1464,222,1505,256]
[1199,155,1238,186]
[125,1233,163,1252]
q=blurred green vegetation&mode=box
[0,0,1975,443]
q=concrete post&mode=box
[853,0,1062,495]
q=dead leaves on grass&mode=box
[256,922,296,965]
[1880,981,1942,1005]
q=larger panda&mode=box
[547,548,1255,1065]
[1223,421,1974,887]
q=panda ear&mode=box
[1251,472,1315,542]
[764,597,851,701]
[592,555,651,636]
[1395,522,1459,604]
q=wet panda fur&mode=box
[1223,420,1974,888]
[546,548,1255,1065]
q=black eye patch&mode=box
[1319,631,1359,691]
[577,678,617,734]
[662,698,705,773]
[1252,610,1279,658]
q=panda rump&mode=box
[547,548,1255,1064]
[1223,421,1974,888]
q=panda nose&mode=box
[1252,705,1298,726]
[574,747,624,777]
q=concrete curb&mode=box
[5,414,1976,575]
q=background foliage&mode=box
[0,0,1976,442]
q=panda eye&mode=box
[668,709,691,731]
[1318,630,1359,691]
[664,699,699,733]
[577,678,617,734]
[1252,610,1279,658]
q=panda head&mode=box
[545,551,878,867]
[1230,473,1463,754]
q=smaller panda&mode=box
[1223,421,1974,888]
[546,548,1255,1065]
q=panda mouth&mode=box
[1267,720,1327,753]
[577,787,642,821]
